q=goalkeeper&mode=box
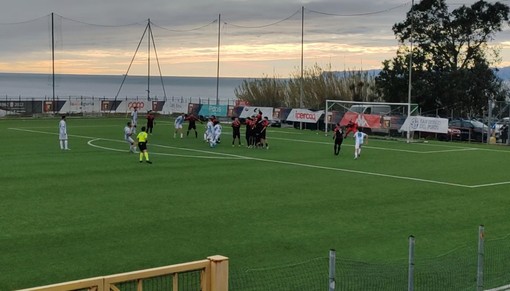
[344,119,358,138]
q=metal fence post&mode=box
[477,225,485,291]
[408,235,415,291]
[329,249,336,291]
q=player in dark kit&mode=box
[146,110,155,134]
[333,123,344,155]
[185,114,201,138]
[231,117,242,146]
[245,117,254,147]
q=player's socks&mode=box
[180,133,183,138]
[64,140,69,150]
[144,152,149,161]
[139,153,143,161]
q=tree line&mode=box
[234,0,510,118]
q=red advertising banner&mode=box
[340,112,382,129]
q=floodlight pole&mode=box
[51,12,56,115]
[216,14,221,106]
[147,19,151,101]
[300,6,304,130]
[406,0,414,143]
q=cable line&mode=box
[225,9,301,29]
[306,2,410,17]
[151,19,217,32]
[56,13,143,27]
[0,14,49,25]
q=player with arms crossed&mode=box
[59,115,70,150]
[353,129,368,159]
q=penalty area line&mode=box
[10,127,508,188]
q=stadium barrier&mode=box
[20,255,228,291]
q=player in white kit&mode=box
[354,129,368,159]
[210,120,222,148]
[124,121,137,153]
[59,115,70,150]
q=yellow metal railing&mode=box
[20,255,229,291]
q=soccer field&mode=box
[2,117,510,290]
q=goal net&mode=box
[324,100,418,136]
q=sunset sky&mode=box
[1,0,509,78]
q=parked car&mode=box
[419,127,461,141]
[449,119,489,142]
[270,118,281,127]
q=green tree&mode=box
[376,0,509,117]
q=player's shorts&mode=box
[125,137,134,144]
[334,138,343,145]
[188,123,197,130]
[175,124,183,129]
[59,132,67,140]
[138,142,147,151]
[355,142,363,149]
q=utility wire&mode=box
[0,14,49,25]
[306,2,410,17]
[56,13,143,27]
[226,9,301,29]
[151,19,217,32]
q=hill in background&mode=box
[347,66,510,80]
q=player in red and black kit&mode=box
[258,116,270,149]
[333,123,344,155]
[245,117,254,147]
[231,117,242,147]
[146,110,155,134]
[185,114,202,138]
[344,119,358,138]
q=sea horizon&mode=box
[0,72,252,101]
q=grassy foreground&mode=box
[1,116,510,289]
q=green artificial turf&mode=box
[1,117,510,290]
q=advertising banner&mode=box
[199,104,228,117]
[160,99,188,114]
[0,100,43,114]
[340,112,382,128]
[239,106,274,119]
[400,116,448,133]
[286,109,324,123]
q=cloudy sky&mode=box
[1,0,509,78]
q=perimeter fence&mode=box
[230,229,510,291]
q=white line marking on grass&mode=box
[271,136,479,154]
[9,127,510,188]
[86,138,245,160]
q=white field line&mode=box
[87,139,244,160]
[270,136,480,154]
[9,127,510,188]
[485,284,510,291]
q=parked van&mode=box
[349,104,391,115]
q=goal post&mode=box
[324,100,419,138]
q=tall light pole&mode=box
[216,14,221,106]
[406,0,415,143]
